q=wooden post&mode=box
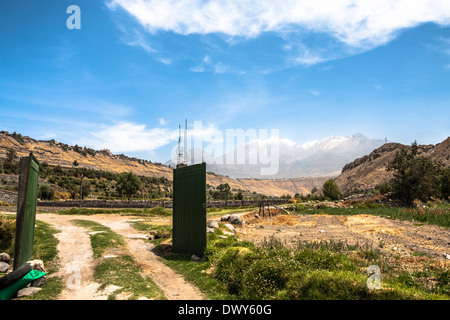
[79,174,84,208]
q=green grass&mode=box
[72,220,126,259]
[71,219,165,300]
[57,206,172,217]
[206,206,257,219]
[22,220,63,300]
[0,214,63,300]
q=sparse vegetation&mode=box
[162,226,449,300]
[37,165,172,200]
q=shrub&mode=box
[322,179,342,200]
[39,184,55,200]
[282,270,370,300]
[213,247,258,295]
[0,215,16,254]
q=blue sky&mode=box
[1,0,449,163]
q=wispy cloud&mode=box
[108,0,450,49]
[190,55,245,74]
[117,25,156,53]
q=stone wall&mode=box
[37,199,287,209]
[0,189,18,204]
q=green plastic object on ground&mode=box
[0,270,46,300]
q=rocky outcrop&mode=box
[335,137,450,194]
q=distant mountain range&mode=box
[175,133,387,179]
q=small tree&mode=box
[116,172,142,200]
[2,148,19,174]
[322,179,341,200]
[217,183,232,200]
[387,141,441,205]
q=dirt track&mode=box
[36,213,203,300]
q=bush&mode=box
[39,184,55,200]
[322,179,342,200]
[0,215,16,254]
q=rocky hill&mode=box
[334,137,450,194]
[0,131,327,197]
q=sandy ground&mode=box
[237,211,450,264]
[36,213,203,300]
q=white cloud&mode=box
[85,122,172,153]
[108,0,450,49]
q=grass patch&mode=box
[72,220,126,259]
[23,220,63,300]
[58,206,172,217]
[206,206,257,219]
[128,220,172,246]
[1,214,63,300]
[72,219,165,300]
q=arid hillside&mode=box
[334,137,450,194]
[0,131,327,197]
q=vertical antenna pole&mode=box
[184,119,188,165]
[177,124,181,166]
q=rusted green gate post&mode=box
[13,153,40,270]
[172,163,206,257]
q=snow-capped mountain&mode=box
[200,133,386,178]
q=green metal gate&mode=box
[14,153,40,270]
[172,163,206,256]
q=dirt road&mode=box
[37,213,203,300]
